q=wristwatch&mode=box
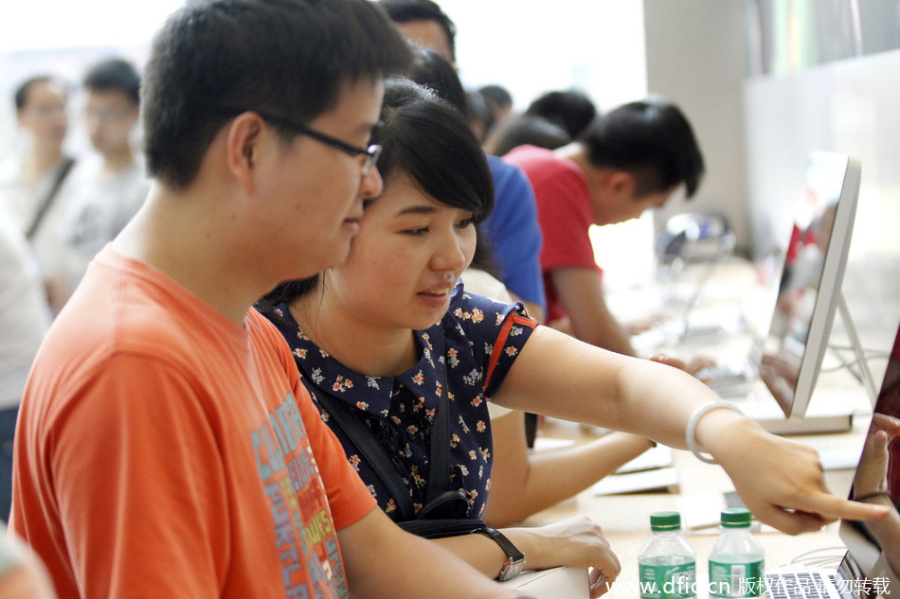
[473,527,526,581]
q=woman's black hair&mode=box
[257,76,494,313]
[376,76,493,222]
[405,47,501,279]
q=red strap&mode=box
[483,314,537,393]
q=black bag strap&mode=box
[424,362,451,504]
[398,517,488,539]
[310,386,417,520]
[306,361,453,520]
[26,157,76,241]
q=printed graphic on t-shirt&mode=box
[252,391,348,599]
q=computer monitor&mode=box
[758,152,862,418]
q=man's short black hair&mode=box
[579,96,705,198]
[14,75,67,111]
[377,0,456,61]
[142,0,412,190]
[484,114,571,158]
[83,58,141,106]
[408,47,467,116]
[526,89,596,139]
[479,84,512,110]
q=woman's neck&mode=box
[288,293,418,378]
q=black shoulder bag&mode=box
[26,157,76,241]
[308,372,489,539]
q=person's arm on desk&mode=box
[491,325,890,535]
[549,266,636,357]
[339,507,619,599]
[484,410,654,527]
[548,266,713,375]
[339,508,534,599]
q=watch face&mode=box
[476,527,526,581]
[504,557,525,580]
[498,551,526,581]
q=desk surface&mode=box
[523,416,867,598]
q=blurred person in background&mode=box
[0,75,75,311]
[56,58,149,309]
[0,201,52,522]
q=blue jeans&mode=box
[0,406,18,523]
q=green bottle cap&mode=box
[721,507,753,528]
[650,511,682,531]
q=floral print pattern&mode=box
[268,283,537,522]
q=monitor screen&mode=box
[838,321,900,585]
[758,152,862,417]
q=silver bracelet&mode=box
[686,401,742,464]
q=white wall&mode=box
[641,0,750,254]
[447,0,647,113]
[744,49,900,352]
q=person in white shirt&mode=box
[0,201,52,522]
[57,58,149,307]
[0,75,74,311]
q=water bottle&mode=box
[708,507,766,598]
[639,511,697,599]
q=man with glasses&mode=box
[0,74,74,310]
[56,58,149,311]
[10,1,528,598]
[237,110,383,175]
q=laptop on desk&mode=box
[501,566,590,598]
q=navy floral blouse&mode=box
[267,284,538,522]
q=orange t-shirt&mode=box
[11,247,376,599]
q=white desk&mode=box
[522,413,869,599]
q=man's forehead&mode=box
[395,19,453,62]
[85,89,134,104]
[24,81,67,105]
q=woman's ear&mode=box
[224,112,264,193]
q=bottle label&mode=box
[709,560,765,597]
[639,562,697,599]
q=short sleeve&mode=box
[293,382,378,530]
[533,166,600,274]
[448,287,538,399]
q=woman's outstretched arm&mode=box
[492,325,889,534]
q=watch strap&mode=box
[473,527,525,581]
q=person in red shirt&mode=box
[505,98,705,359]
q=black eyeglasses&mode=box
[225,110,381,176]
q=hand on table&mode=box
[650,353,717,377]
[511,516,620,599]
